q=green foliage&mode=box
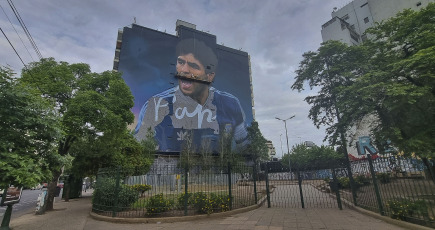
[92,178,139,211]
[176,192,192,209]
[337,177,350,189]
[129,184,152,194]
[217,129,243,168]
[387,198,430,221]
[294,3,435,158]
[0,66,61,188]
[293,40,365,145]
[376,172,391,184]
[17,57,140,210]
[145,193,173,215]
[354,174,370,186]
[243,121,270,163]
[176,192,230,214]
[191,192,230,214]
[282,144,345,170]
[356,3,435,157]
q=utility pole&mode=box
[276,115,295,180]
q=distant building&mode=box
[320,0,433,158]
[321,0,433,46]
[304,141,316,148]
[265,140,276,159]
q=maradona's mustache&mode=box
[175,72,211,84]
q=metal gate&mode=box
[260,162,346,209]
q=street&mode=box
[0,189,42,219]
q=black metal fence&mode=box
[91,155,435,227]
[260,155,435,228]
[344,155,435,227]
[92,161,265,218]
[261,162,343,209]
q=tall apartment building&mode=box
[321,0,433,46]
[320,0,433,158]
[266,140,276,159]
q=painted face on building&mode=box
[176,53,215,104]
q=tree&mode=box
[292,34,368,205]
[344,3,435,158]
[0,67,61,188]
[282,144,345,170]
[179,130,197,170]
[292,40,368,145]
[293,3,435,185]
[243,121,269,164]
[19,58,135,210]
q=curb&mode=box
[90,195,267,224]
[349,205,434,230]
[319,189,433,230]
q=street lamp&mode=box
[276,115,295,179]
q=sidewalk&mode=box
[8,192,417,230]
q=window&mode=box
[341,23,346,30]
[361,34,367,41]
[364,17,369,23]
[350,25,355,31]
[342,14,349,20]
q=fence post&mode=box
[265,163,271,208]
[228,162,233,210]
[184,166,188,216]
[112,167,121,217]
[332,168,342,210]
[253,163,258,204]
[367,154,384,215]
[297,168,305,209]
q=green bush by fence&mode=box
[92,177,139,212]
[144,193,174,215]
[387,198,430,221]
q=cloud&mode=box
[0,0,351,157]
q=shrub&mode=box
[145,193,173,215]
[337,177,350,189]
[387,198,429,221]
[191,192,230,214]
[376,172,391,184]
[209,193,230,212]
[92,177,139,211]
[354,174,370,186]
[176,192,192,209]
[129,184,152,196]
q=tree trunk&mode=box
[45,169,62,211]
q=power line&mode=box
[0,26,27,67]
[0,2,35,62]
[7,0,42,60]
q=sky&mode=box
[0,0,353,158]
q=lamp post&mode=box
[276,115,295,180]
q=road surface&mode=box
[0,189,42,219]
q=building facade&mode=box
[266,140,276,160]
[321,0,433,46]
